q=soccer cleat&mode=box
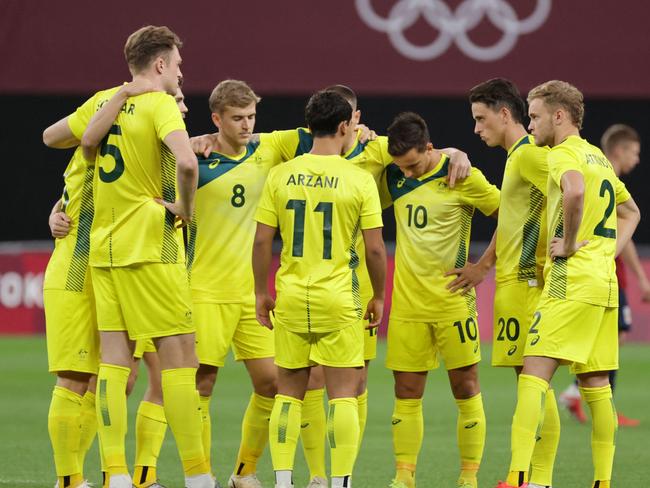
[558,391,587,423]
[228,474,262,488]
[305,477,328,488]
[185,473,218,488]
[457,479,476,488]
[528,483,552,488]
[617,412,640,427]
[389,479,414,488]
[107,474,134,488]
[494,482,528,488]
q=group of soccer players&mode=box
[41,24,641,488]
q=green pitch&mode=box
[1,337,648,487]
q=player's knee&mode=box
[56,371,91,395]
[394,381,424,399]
[450,374,480,399]
[253,374,277,398]
[196,365,218,396]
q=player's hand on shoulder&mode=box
[49,211,71,238]
[444,148,472,188]
[364,297,384,329]
[255,293,276,329]
[357,124,377,144]
[121,78,157,98]
[549,236,588,259]
[445,261,489,294]
[190,133,219,158]
[154,198,192,228]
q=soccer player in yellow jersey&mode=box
[253,91,387,488]
[383,112,499,488]
[459,78,559,488]
[78,26,211,488]
[496,81,641,488]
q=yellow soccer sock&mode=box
[49,386,83,481]
[161,368,208,476]
[456,392,485,486]
[77,390,97,473]
[328,397,359,478]
[392,398,423,484]
[58,474,84,488]
[96,364,130,475]
[581,385,617,485]
[269,394,303,471]
[530,388,560,487]
[199,396,212,474]
[234,393,274,476]
[300,388,327,479]
[507,374,549,485]
[357,389,368,451]
[134,401,167,487]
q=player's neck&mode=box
[427,149,443,172]
[553,126,580,147]
[311,136,345,156]
[608,157,622,176]
[132,73,165,93]
[214,134,246,158]
[503,125,529,151]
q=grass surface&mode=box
[0,337,648,487]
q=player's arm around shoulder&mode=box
[441,147,472,187]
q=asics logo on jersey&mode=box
[208,159,220,169]
[396,177,406,188]
[301,423,310,428]
[464,421,478,429]
[530,335,540,346]
[355,0,552,62]
[392,418,402,425]
[507,345,517,356]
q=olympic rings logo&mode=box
[355,0,552,62]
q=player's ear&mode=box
[211,112,222,130]
[338,119,349,136]
[154,56,165,75]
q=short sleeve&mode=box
[459,168,500,216]
[153,94,185,141]
[67,94,97,140]
[547,145,582,187]
[266,129,303,162]
[255,170,279,227]
[615,176,631,205]
[519,145,549,196]
[359,173,383,229]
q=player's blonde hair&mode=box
[601,124,640,155]
[527,80,585,129]
[209,80,261,114]
[124,25,182,74]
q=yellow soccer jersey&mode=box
[78,88,186,267]
[255,154,383,333]
[386,155,500,322]
[187,133,283,303]
[495,134,549,285]
[543,135,630,307]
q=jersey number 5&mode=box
[99,124,125,183]
[286,199,333,259]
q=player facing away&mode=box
[384,112,500,488]
[559,123,648,427]
[465,79,560,488]
[79,26,212,488]
[252,91,387,488]
[496,81,640,488]
[187,80,286,488]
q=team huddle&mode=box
[42,25,641,488]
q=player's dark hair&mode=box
[324,84,357,110]
[601,124,640,155]
[305,91,353,137]
[387,112,430,157]
[124,25,182,74]
[469,78,527,125]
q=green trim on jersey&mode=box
[160,143,179,264]
[197,140,261,189]
[385,156,450,201]
[64,166,95,292]
[508,134,533,156]
[294,128,369,160]
[517,185,545,281]
[454,205,474,268]
[548,210,567,299]
[348,220,362,320]
[186,217,198,279]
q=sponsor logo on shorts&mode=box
[464,421,478,429]
[530,335,540,346]
[473,342,479,353]
[507,345,517,356]
[78,349,88,360]
[392,418,402,425]
[300,423,310,428]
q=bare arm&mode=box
[615,197,641,257]
[159,130,198,224]
[43,116,79,148]
[440,147,471,188]
[361,227,387,328]
[620,238,650,302]
[550,170,588,259]
[252,223,277,328]
[48,199,71,238]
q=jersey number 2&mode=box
[286,199,333,259]
[593,180,616,238]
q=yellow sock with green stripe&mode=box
[77,390,97,474]
[300,388,327,479]
[328,397,359,478]
[456,392,485,487]
[581,385,617,486]
[507,374,549,486]
[161,368,208,476]
[199,396,212,474]
[234,393,275,476]
[96,364,130,475]
[269,394,303,471]
[530,388,560,487]
[134,401,167,487]
[392,398,422,485]
[48,386,83,485]
[357,389,368,451]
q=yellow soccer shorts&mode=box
[386,316,481,372]
[133,338,157,359]
[194,300,274,367]
[91,263,194,340]
[523,296,618,374]
[492,280,542,367]
[44,286,100,375]
[274,322,364,370]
